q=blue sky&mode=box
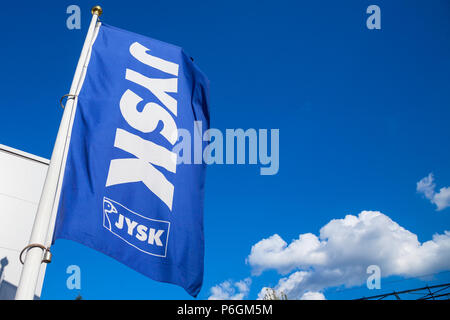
[0,0,449,299]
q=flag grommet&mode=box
[19,244,52,265]
[60,94,77,109]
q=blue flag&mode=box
[54,24,210,297]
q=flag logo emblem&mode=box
[102,197,170,257]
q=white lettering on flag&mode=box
[120,89,178,144]
[106,41,179,211]
[126,69,178,116]
[129,42,179,77]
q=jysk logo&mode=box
[105,42,179,211]
[103,197,170,257]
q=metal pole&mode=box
[15,6,103,300]
[44,10,101,251]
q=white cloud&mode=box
[300,291,326,300]
[417,173,450,211]
[257,273,326,300]
[248,211,450,299]
[208,278,251,300]
[247,233,325,276]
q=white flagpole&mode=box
[15,6,103,300]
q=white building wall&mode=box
[0,144,49,299]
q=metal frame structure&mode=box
[358,283,450,300]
